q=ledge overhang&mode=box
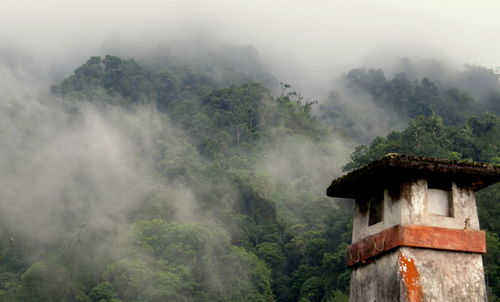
[327,154,500,199]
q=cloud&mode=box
[1,0,499,97]
[0,0,498,261]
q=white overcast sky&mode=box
[1,0,499,87]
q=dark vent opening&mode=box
[368,192,384,226]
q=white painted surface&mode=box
[352,180,481,242]
[427,189,450,216]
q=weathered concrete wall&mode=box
[350,250,400,301]
[408,182,480,230]
[399,247,486,302]
[352,188,402,242]
[352,180,480,242]
[350,179,486,301]
[350,248,487,302]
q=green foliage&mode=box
[89,282,119,302]
[106,258,190,302]
[19,262,87,302]
[342,68,477,125]
[5,54,500,301]
[256,242,286,271]
[88,219,275,302]
[55,55,155,105]
[484,232,500,300]
[344,113,500,171]
[326,290,349,302]
[298,276,323,302]
[133,219,211,273]
[0,272,21,302]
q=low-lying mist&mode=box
[0,45,358,300]
[0,26,498,300]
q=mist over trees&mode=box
[0,46,499,302]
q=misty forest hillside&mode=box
[0,52,499,302]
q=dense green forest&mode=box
[0,53,499,301]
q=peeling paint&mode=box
[399,252,422,302]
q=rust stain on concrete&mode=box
[399,252,422,302]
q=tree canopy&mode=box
[1,55,499,301]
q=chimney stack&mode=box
[327,154,500,301]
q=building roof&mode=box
[326,154,500,199]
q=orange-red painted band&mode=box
[346,225,486,267]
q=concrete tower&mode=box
[326,154,500,302]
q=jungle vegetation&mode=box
[0,53,499,301]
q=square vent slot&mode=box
[427,180,453,217]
